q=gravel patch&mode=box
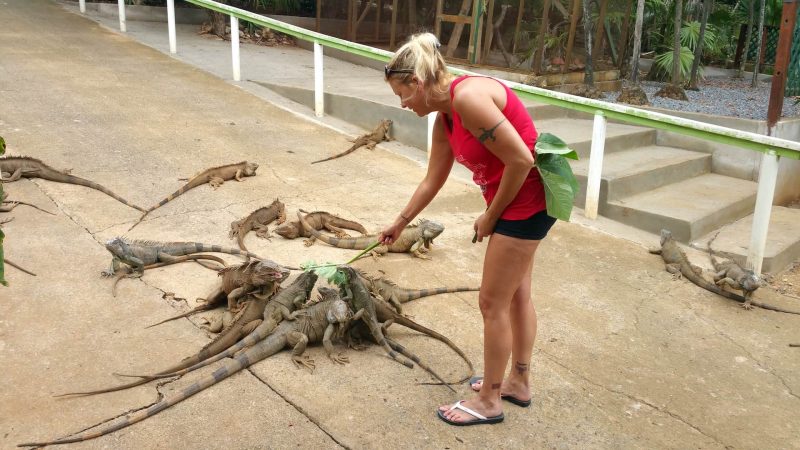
[602,78,800,121]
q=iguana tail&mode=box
[383,336,456,392]
[310,142,361,164]
[19,338,285,447]
[397,286,481,303]
[298,211,372,249]
[391,316,474,384]
[37,172,146,212]
[681,265,747,302]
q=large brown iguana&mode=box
[355,268,479,314]
[146,258,291,328]
[22,297,352,447]
[274,209,368,246]
[102,237,262,278]
[129,161,258,230]
[228,198,286,252]
[110,253,228,298]
[707,231,761,310]
[338,265,455,391]
[0,156,144,211]
[310,119,392,164]
[298,212,444,259]
[650,229,800,314]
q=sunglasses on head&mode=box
[385,65,415,77]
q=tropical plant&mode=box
[652,45,696,81]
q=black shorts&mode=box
[493,209,556,241]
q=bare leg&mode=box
[439,233,540,423]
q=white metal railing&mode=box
[92,0,800,274]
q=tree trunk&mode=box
[671,0,683,86]
[208,10,227,39]
[582,0,594,85]
[751,0,766,87]
[446,0,473,57]
[738,0,755,77]
[629,0,645,83]
[688,0,711,89]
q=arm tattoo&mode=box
[476,118,506,143]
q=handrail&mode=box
[183,0,800,160]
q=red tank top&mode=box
[443,75,546,220]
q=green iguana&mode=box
[650,229,800,314]
[274,210,368,246]
[129,161,258,230]
[370,293,474,384]
[0,156,144,211]
[355,268,479,314]
[23,297,352,447]
[102,237,262,278]
[310,119,392,164]
[338,265,455,391]
[298,212,444,259]
[228,198,286,252]
[707,232,761,310]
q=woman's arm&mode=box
[379,114,454,244]
[454,79,534,242]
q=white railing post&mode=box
[427,112,437,159]
[230,15,240,81]
[314,41,324,117]
[117,0,126,32]
[79,0,85,14]
[746,150,780,274]
[167,0,177,54]
[584,111,607,220]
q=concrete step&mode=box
[691,206,800,274]
[535,118,656,158]
[572,146,712,206]
[604,173,758,243]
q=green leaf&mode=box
[536,151,579,222]
[0,136,5,155]
[535,133,579,160]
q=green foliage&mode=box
[300,241,381,285]
[534,133,579,222]
[651,46,696,82]
[681,21,717,51]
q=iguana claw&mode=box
[292,355,315,373]
[328,353,349,365]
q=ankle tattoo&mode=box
[515,361,529,375]
[491,382,501,390]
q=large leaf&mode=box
[536,151,580,222]
[535,133,579,160]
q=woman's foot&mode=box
[437,397,503,425]
[469,376,531,406]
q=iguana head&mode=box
[381,119,393,131]
[105,237,132,257]
[659,229,672,246]
[243,162,259,176]
[327,298,354,332]
[251,259,290,285]
[419,219,445,248]
[273,221,299,239]
[292,270,319,295]
[740,271,761,293]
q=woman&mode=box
[378,33,556,426]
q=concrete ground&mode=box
[2,1,800,448]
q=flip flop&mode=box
[468,376,532,408]
[436,400,504,427]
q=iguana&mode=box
[228,198,286,252]
[650,229,800,315]
[310,119,392,164]
[146,259,291,328]
[707,231,761,310]
[111,253,228,298]
[23,297,352,447]
[298,212,444,259]
[102,237,262,278]
[355,268,479,314]
[274,210,368,246]
[337,265,455,391]
[370,293,474,384]
[0,191,55,215]
[129,161,258,230]
[0,156,144,211]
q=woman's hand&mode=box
[473,212,498,243]
[378,218,407,245]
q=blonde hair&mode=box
[385,33,452,98]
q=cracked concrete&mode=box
[1,0,799,448]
